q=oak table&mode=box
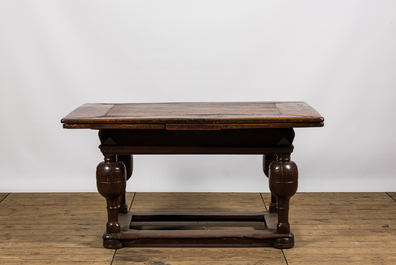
[61,102,324,249]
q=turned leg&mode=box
[96,154,126,249]
[269,153,298,248]
[117,155,133,213]
[263,155,278,213]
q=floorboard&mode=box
[0,193,9,203]
[0,192,395,264]
[387,192,396,201]
[0,192,135,265]
[113,248,286,265]
[114,192,285,265]
[272,192,396,265]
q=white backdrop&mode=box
[1,1,395,192]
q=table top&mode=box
[61,102,324,129]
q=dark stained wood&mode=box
[61,101,324,250]
[269,154,298,247]
[270,156,297,221]
[98,128,296,155]
[96,154,127,249]
[130,211,266,222]
[98,128,295,147]
[98,126,295,155]
[116,212,282,246]
[129,221,266,230]
[222,122,322,129]
[119,229,287,246]
[117,155,133,214]
[263,155,278,213]
[99,145,294,155]
[65,123,165,129]
[61,102,324,128]
[108,204,292,247]
[166,124,222,130]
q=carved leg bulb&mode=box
[117,155,133,213]
[263,155,278,213]
[269,153,298,248]
[96,154,126,249]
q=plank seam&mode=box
[385,192,396,202]
[0,193,10,204]
[110,249,117,265]
[129,192,137,211]
[281,249,289,265]
[260,193,268,211]
[103,104,116,118]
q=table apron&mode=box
[99,145,294,155]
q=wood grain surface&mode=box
[1,192,395,264]
[61,102,324,129]
[0,193,8,202]
[262,192,396,264]
[387,192,396,201]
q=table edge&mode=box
[61,102,325,129]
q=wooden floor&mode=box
[0,192,395,264]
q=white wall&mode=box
[1,0,395,192]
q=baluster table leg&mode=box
[269,153,298,248]
[96,154,126,249]
[263,155,278,213]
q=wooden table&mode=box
[61,102,324,249]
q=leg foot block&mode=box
[103,234,123,249]
[272,234,294,249]
[103,239,123,249]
